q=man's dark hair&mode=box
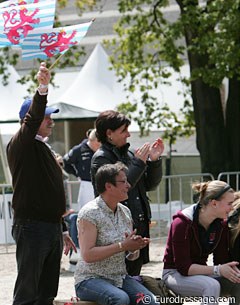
[95,110,131,143]
[95,162,128,194]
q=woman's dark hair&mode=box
[95,162,128,194]
[95,110,131,143]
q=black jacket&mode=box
[230,234,240,264]
[63,139,94,181]
[91,142,163,229]
[7,91,66,223]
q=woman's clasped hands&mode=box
[121,230,150,261]
[123,229,150,252]
[220,262,240,283]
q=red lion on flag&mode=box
[2,0,40,44]
[39,30,78,57]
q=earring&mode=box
[108,136,113,142]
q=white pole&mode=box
[0,130,11,184]
[64,121,70,153]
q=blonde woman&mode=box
[162,180,240,304]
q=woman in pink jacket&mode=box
[162,180,240,304]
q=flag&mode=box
[0,0,44,9]
[0,0,56,47]
[21,20,93,60]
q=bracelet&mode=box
[39,83,48,89]
[213,264,221,276]
[118,242,123,251]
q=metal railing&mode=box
[147,173,214,240]
[66,180,80,211]
[0,184,14,253]
[1,171,240,252]
[217,171,240,191]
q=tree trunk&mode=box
[225,76,240,188]
[185,44,227,177]
[191,78,227,178]
[177,0,228,177]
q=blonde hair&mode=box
[88,128,98,141]
[192,180,233,207]
[234,191,240,201]
[229,193,240,246]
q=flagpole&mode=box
[48,52,66,70]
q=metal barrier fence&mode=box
[217,172,240,191]
[66,180,81,212]
[1,171,240,252]
[0,184,14,253]
[147,173,214,239]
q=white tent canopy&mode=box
[56,43,127,111]
[0,44,190,128]
[0,65,30,136]
[0,65,31,183]
[53,43,190,131]
[0,65,29,123]
[0,45,191,134]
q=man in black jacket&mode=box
[7,62,75,305]
[63,128,100,209]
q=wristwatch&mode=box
[213,265,221,276]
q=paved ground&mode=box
[0,238,230,305]
[0,238,165,305]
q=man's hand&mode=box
[63,233,77,256]
[63,209,75,217]
[36,62,50,94]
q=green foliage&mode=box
[0,48,19,85]
[105,0,192,139]
[178,0,240,86]
[57,0,97,12]
[75,0,97,12]
[1,0,240,148]
[105,0,240,142]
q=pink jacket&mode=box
[163,204,230,276]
